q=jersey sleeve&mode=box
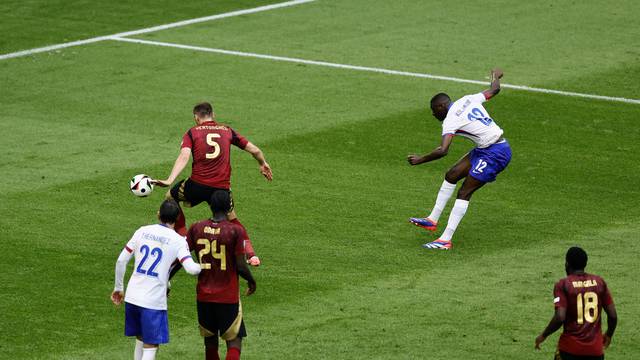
[181,130,193,149]
[124,229,140,253]
[553,280,567,308]
[230,128,249,149]
[234,225,248,256]
[470,92,488,103]
[441,116,460,136]
[601,279,614,306]
[177,239,194,264]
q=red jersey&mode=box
[181,121,249,189]
[553,273,614,356]
[187,219,247,303]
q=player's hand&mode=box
[246,281,257,296]
[111,291,124,305]
[151,179,172,187]
[247,256,261,267]
[534,334,546,350]
[491,68,504,80]
[407,155,423,165]
[260,163,273,181]
[603,334,612,349]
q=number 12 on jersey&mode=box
[467,108,493,126]
[197,238,226,270]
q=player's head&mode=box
[430,92,451,121]
[193,102,214,123]
[565,246,588,274]
[158,199,180,225]
[209,190,232,216]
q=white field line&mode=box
[0,0,316,61]
[110,37,640,105]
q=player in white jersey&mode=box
[407,68,512,250]
[111,200,201,360]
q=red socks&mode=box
[230,218,255,258]
[206,346,220,360]
[225,347,241,360]
[175,206,187,236]
[205,346,240,360]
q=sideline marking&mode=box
[110,37,640,105]
[0,0,317,61]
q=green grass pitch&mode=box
[1,0,639,359]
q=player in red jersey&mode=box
[153,102,272,266]
[535,247,617,360]
[188,190,257,360]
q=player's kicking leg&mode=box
[167,180,192,236]
[410,153,471,231]
[422,141,511,250]
[423,175,484,250]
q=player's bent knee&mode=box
[456,188,473,201]
[445,172,463,184]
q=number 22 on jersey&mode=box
[136,245,163,277]
[197,238,226,270]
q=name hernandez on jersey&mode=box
[442,93,504,148]
[115,224,199,310]
[181,121,249,189]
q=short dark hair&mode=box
[193,102,213,117]
[566,246,588,270]
[159,199,180,224]
[430,92,451,106]
[209,190,231,214]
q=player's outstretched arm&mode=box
[176,242,201,276]
[181,258,201,275]
[236,254,257,295]
[603,303,618,349]
[407,134,454,165]
[153,147,192,187]
[535,307,566,349]
[112,248,133,305]
[243,142,273,181]
[482,68,503,100]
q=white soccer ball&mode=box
[130,174,154,197]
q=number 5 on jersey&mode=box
[206,133,221,159]
[197,238,226,270]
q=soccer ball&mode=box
[130,174,154,197]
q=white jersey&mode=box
[442,92,504,148]
[122,224,193,310]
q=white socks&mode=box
[440,199,469,241]
[141,348,157,360]
[427,180,457,222]
[134,340,144,360]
